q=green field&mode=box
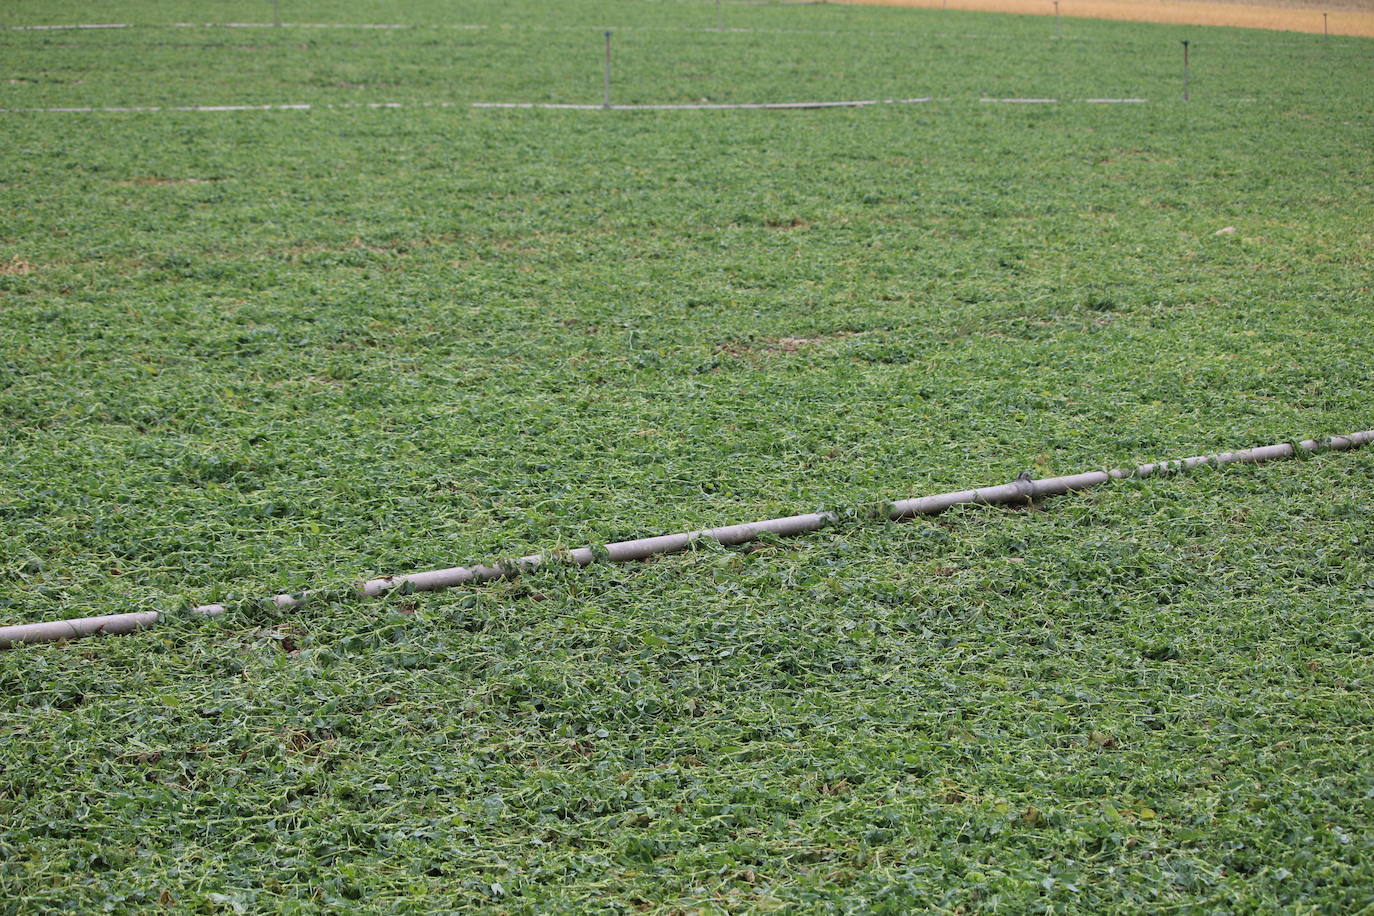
[2,0,1373,911]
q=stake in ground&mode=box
[1,0,1372,911]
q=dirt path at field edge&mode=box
[836,0,1374,37]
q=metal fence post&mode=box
[1181,40,1190,101]
[603,31,612,109]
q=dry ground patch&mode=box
[840,0,1374,36]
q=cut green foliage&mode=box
[1,0,1371,911]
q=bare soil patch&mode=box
[840,0,1374,37]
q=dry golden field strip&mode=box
[840,0,1374,36]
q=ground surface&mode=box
[846,0,1374,38]
[1,1,1372,912]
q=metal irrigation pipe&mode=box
[1,430,1370,649]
